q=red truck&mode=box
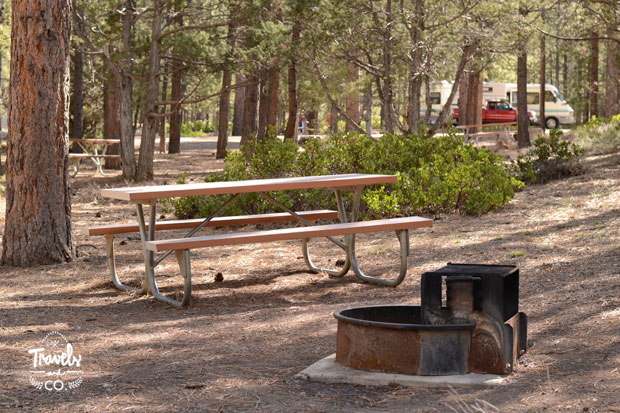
[452,99,537,124]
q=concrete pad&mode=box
[296,354,507,388]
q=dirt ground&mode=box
[1,135,619,412]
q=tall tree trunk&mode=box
[605,26,620,117]
[590,32,599,119]
[406,0,424,133]
[119,0,136,179]
[562,52,568,98]
[266,64,280,136]
[257,67,269,139]
[71,49,84,140]
[284,20,301,141]
[365,82,373,134]
[136,0,163,181]
[216,14,236,159]
[517,44,530,147]
[159,63,168,153]
[168,11,183,154]
[232,73,245,136]
[240,73,258,146]
[540,35,546,131]
[104,65,122,169]
[2,0,73,266]
[382,0,394,133]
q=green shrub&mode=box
[163,130,522,219]
[572,114,620,154]
[510,129,584,184]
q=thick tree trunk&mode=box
[232,73,245,136]
[605,26,620,117]
[590,33,599,119]
[240,73,258,147]
[136,0,163,181]
[2,0,73,266]
[71,49,84,140]
[284,20,301,141]
[266,64,280,136]
[540,36,546,131]
[104,66,122,169]
[517,45,531,147]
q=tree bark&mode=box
[2,0,73,266]
[168,11,183,154]
[119,0,136,179]
[517,44,531,147]
[590,32,599,119]
[104,65,122,169]
[605,25,619,117]
[284,20,301,141]
[540,35,546,131]
[216,14,236,159]
[70,49,84,140]
[232,73,245,136]
[136,0,163,181]
[159,63,168,153]
[257,67,269,139]
[266,64,280,136]
[240,73,258,146]
[365,82,373,134]
[382,0,394,133]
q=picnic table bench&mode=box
[69,138,121,176]
[94,174,433,307]
[456,122,516,144]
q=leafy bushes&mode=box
[510,129,584,184]
[164,130,522,219]
[177,120,214,137]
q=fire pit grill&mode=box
[334,263,527,375]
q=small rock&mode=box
[335,259,345,267]
[95,211,102,218]
[103,383,113,389]
[214,272,224,282]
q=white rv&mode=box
[502,83,575,129]
[420,80,455,124]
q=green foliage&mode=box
[572,115,620,154]
[510,129,585,184]
[164,130,521,219]
[177,120,214,137]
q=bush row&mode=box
[163,130,523,219]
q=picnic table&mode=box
[95,174,432,307]
[69,138,121,176]
[455,122,516,144]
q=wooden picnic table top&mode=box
[70,138,120,144]
[100,174,398,202]
[455,122,516,130]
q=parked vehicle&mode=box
[452,99,537,125]
[503,83,575,129]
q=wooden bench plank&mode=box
[88,210,339,236]
[146,216,432,252]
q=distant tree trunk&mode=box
[284,20,301,141]
[590,32,599,119]
[406,0,424,133]
[423,76,432,125]
[136,0,163,181]
[119,0,136,179]
[71,49,84,140]
[458,70,482,129]
[382,0,394,133]
[517,44,531,147]
[365,82,373,134]
[605,26,620,117]
[2,0,73,266]
[330,104,339,134]
[240,73,258,146]
[159,64,168,153]
[216,15,236,159]
[104,66,121,169]
[562,53,568,98]
[168,12,183,154]
[232,73,245,136]
[540,36,546,131]
[266,64,280,136]
[257,67,269,139]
